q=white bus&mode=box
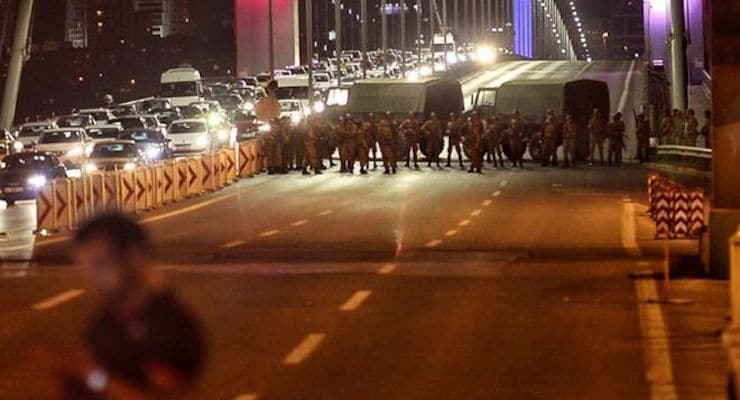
[160,67,204,107]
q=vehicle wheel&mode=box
[6,200,16,207]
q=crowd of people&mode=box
[659,108,712,148]
[257,107,651,175]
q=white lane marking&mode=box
[378,263,397,274]
[482,200,493,207]
[635,277,678,400]
[492,191,502,197]
[318,209,333,216]
[234,394,259,400]
[617,60,637,113]
[445,229,458,237]
[259,229,280,238]
[220,240,246,249]
[500,180,508,187]
[32,289,85,311]
[291,219,309,227]
[470,209,482,217]
[339,290,372,311]
[425,239,443,248]
[458,219,471,227]
[283,333,326,365]
[141,193,237,224]
[621,200,642,257]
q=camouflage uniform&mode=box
[421,114,443,168]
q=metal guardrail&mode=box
[655,145,712,171]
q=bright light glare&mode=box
[313,101,326,114]
[123,162,137,171]
[27,175,47,187]
[475,46,496,64]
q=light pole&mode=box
[429,0,435,52]
[417,0,422,75]
[361,0,367,79]
[268,0,275,79]
[0,0,34,130]
[382,0,388,77]
[442,0,448,70]
[306,0,313,104]
[335,0,342,85]
[401,0,407,77]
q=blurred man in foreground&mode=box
[42,213,205,399]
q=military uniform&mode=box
[421,116,443,168]
[334,119,348,172]
[607,116,626,166]
[303,117,322,174]
[509,114,525,168]
[341,118,358,173]
[588,113,607,166]
[357,117,375,174]
[541,114,559,167]
[685,112,699,147]
[446,115,465,168]
[399,115,421,168]
[562,117,578,167]
[635,114,651,163]
[378,116,397,174]
[467,116,484,173]
[485,116,505,167]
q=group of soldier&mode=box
[659,108,711,148]
[258,107,645,175]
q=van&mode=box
[160,67,204,107]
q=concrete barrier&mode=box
[239,142,252,177]
[655,145,712,171]
[70,178,87,227]
[103,172,120,210]
[187,156,202,196]
[36,181,57,233]
[54,178,73,231]
[162,160,177,204]
[176,158,189,200]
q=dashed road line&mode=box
[233,394,259,400]
[283,333,326,365]
[378,263,397,274]
[492,191,502,197]
[425,239,443,248]
[500,180,508,187]
[445,229,458,237]
[220,240,246,249]
[482,200,493,207]
[259,229,280,238]
[339,290,372,311]
[458,219,471,227]
[318,209,334,216]
[470,209,482,217]
[32,289,85,311]
[291,219,309,227]
[621,199,641,257]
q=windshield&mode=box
[90,143,138,158]
[119,131,163,142]
[161,82,200,97]
[111,118,145,130]
[280,102,301,112]
[276,87,309,100]
[180,107,203,119]
[169,122,206,134]
[18,127,47,137]
[87,128,120,140]
[326,89,349,106]
[38,131,81,144]
[57,116,90,127]
[1,154,53,170]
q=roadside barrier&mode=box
[647,174,706,239]
[34,140,263,235]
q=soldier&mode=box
[635,112,651,163]
[302,115,323,175]
[607,112,626,166]
[685,108,699,147]
[587,109,607,166]
[485,114,505,168]
[446,112,465,169]
[467,112,484,173]
[333,116,347,172]
[341,114,358,173]
[266,118,286,174]
[660,110,672,145]
[671,109,685,145]
[378,112,397,174]
[509,110,525,168]
[357,114,375,174]
[562,114,578,167]
[421,112,444,169]
[368,115,380,170]
[399,112,421,169]
[541,110,559,167]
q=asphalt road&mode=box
[0,61,682,400]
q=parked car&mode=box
[168,119,212,154]
[0,152,67,206]
[117,129,173,163]
[110,116,147,130]
[84,141,145,173]
[35,128,92,168]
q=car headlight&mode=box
[123,162,137,171]
[312,101,325,114]
[243,102,255,111]
[258,124,271,133]
[27,175,47,187]
[195,135,210,148]
[66,146,83,157]
[12,141,23,152]
[145,146,161,159]
[208,113,224,126]
[290,114,301,125]
[84,163,98,173]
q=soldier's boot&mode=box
[384,167,391,174]
[302,167,311,175]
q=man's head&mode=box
[73,213,154,298]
